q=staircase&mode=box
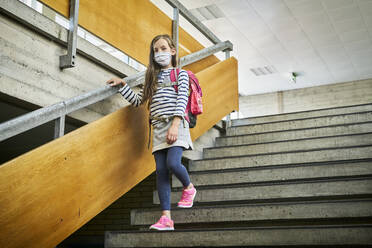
[105,103,372,247]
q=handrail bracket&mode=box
[59,0,79,69]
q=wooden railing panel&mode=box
[190,57,239,140]
[0,57,238,248]
[39,0,220,73]
[0,106,154,248]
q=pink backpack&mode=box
[170,69,203,128]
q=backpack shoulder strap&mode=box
[170,68,182,93]
[170,68,181,82]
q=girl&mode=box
[106,34,196,231]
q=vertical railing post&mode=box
[54,115,65,139]
[224,49,232,128]
[172,6,180,67]
[60,0,79,69]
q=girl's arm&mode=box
[167,116,182,144]
[106,78,143,107]
[173,70,189,118]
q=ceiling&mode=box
[151,0,372,96]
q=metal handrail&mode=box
[0,41,233,142]
[165,0,221,44]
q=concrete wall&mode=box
[239,78,372,118]
[0,0,137,124]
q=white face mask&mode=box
[154,52,172,67]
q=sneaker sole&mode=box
[149,226,175,231]
[177,189,197,208]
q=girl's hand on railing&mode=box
[106,78,126,87]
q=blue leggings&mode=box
[153,146,191,210]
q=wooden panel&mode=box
[191,57,239,140]
[39,0,220,73]
[0,106,154,248]
[0,57,238,248]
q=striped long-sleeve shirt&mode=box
[118,68,189,127]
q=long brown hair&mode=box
[142,34,177,109]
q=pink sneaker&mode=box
[177,185,197,208]
[149,215,174,231]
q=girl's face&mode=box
[153,38,176,55]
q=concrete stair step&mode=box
[105,224,372,247]
[131,199,372,226]
[154,177,372,205]
[231,103,372,126]
[191,146,372,172]
[217,122,372,147]
[227,111,372,136]
[204,133,372,159]
[173,160,372,188]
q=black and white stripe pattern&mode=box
[118,68,189,127]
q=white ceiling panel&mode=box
[327,5,361,22]
[358,0,372,16]
[344,39,372,53]
[241,25,274,41]
[298,57,326,69]
[293,48,319,61]
[217,0,250,16]
[303,22,335,37]
[248,34,279,49]
[285,0,324,17]
[323,53,349,65]
[149,0,372,96]
[265,49,292,63]
[177,0,218,9]
[249,0,285,8]
[249,1,291,21]
[363,15,372,27]
[240,56,269,68]
[284,0,309,7]
[309,33,341,47]
[260,44,286,57]
[339,29,370,44]
[357,65,372,76]
[228,11,263,31]
[297,11,328,26]
[327,61,353,71]
[350,49,372,61]
[357,67,372,78]
[267,16,300,33]
[332,68,358,81]
[319,54,349,68]
[274,26,307,43]
[332,17,365,33]
[203,18,231,34]
[282,38,313,53]
[235,42,262,58]
[297,13,334,36]
[322,0,354,10]
[316,44,344,56]
[351,52,372,68]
